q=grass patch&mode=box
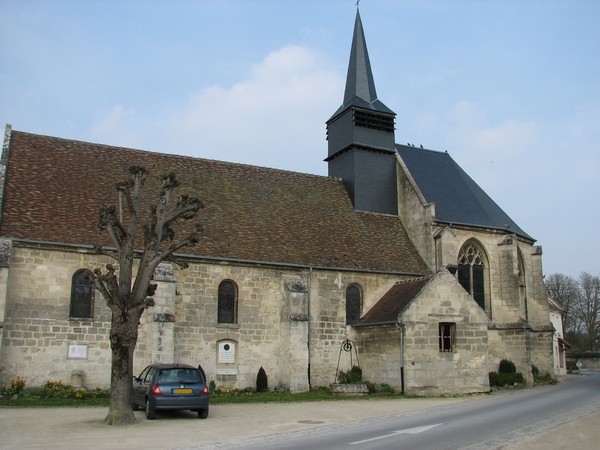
[0,396,109,407]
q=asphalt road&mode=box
[0,373,599,449]
[238,371,600,449]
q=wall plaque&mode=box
[67,344,87,360]
[218,342,235,364]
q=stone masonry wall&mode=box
[0,243,413,392]
[0,246,113,388]
[354,326,401,388]
[308,271,412,388]
[399,271,490,395]
[4,243,548,393]
[396,157,436,269]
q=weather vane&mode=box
[356,0,360,9]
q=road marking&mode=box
[349,423,443,445]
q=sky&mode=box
[0,0,598,279]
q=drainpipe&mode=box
[307,266,312,389]
[395,320,405,394]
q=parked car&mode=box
[132,363,209,420]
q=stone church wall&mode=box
[0,246,114,388]
[353,326,401,388]
[0,243,410,392]
[395,157,436,269]
[0,240,552,392]
[308,271,408,388]
[434,227,552,376]
[399,271,490,395]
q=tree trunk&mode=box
[104,315,139,425]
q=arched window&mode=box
[70,269,94,319]
[218,280,237,324]
[457,241,488,311]
[346,283,362,325]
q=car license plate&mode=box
[173,388,193,394]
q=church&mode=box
[0,11,555,395]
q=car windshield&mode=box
[158,368,202,384]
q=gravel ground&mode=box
[0,395,598,449]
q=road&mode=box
[0,373,598,449]
[236,371,600,450]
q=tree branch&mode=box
[98,206,127,249]
[92,266,123,312]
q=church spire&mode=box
[330,10,395,121]
[325,9,398,216]
[343,10,378,106]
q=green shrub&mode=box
[489,371,525,387]
[75,388,109,399]
[1,380,109,401]
[533,370,556,384]
[498,359,517,374]
[256,366,268,393]
[42,380,75,398]
[336,365,363,384]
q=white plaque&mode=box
[68,344,87,359]
[218,342,235,363]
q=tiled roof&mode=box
[359,276,431,324]
[0,130,430,274]
[397,145,534,241]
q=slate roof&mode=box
[0,130,430,274]
[328,10,395,122]
[396,145,534,241]
[359,276,432,325]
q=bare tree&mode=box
[545,273,581,333]
[92,166,202,425]
[576,272,600,350]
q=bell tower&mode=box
[326,10,397,215]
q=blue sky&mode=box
[1,0,598,278]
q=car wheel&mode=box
[197,407,209,419]
[145,399,156,420]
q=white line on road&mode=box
[349,423,443,445]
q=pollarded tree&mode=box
[92,166,202,425]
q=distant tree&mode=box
[546,273,581,333]
[92,166,203,425]
[547,272,600,352]
[575,272,600,350]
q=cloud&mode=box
[172,45,341,172]
[89,45,342,175]
[413,101,541,187]
[446,102,540,162]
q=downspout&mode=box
[395,320,405,394]
[307,267,312,389]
